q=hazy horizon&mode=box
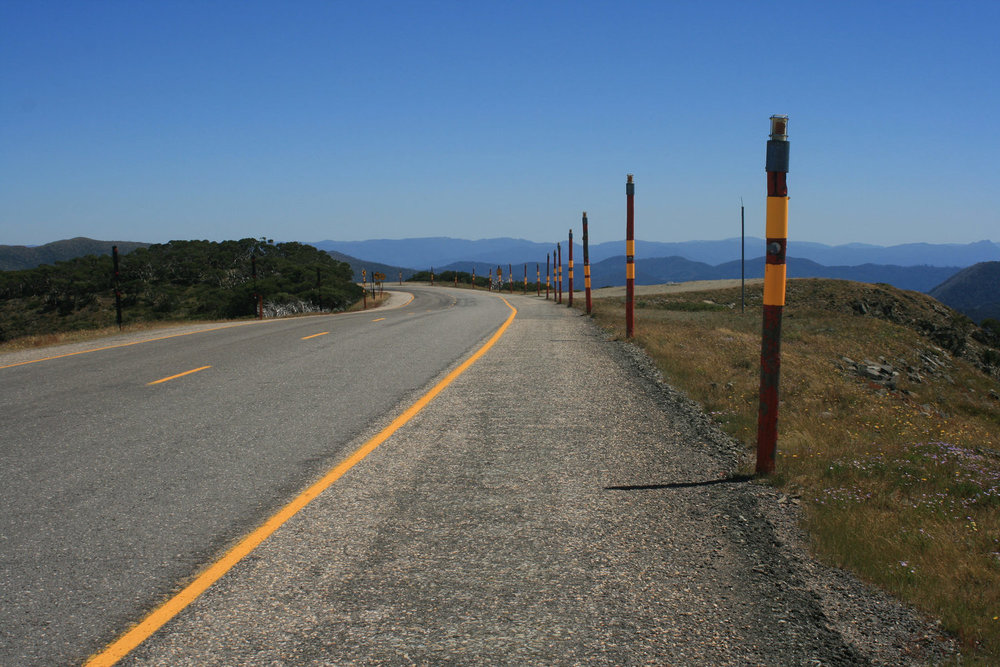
[6,234,1000,250]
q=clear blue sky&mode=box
[2,0,997,247]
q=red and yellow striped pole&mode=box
[567,229,574,307]
[546,253,551,299]
[536,263,540,296]
[508,263,513,294]
[625,174,635,338]
[557,243,562,304]
[756,114,790,476]
[471,267,476,288]
[583,211,592,314]
[523,263,527,294]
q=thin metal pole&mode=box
[625,174,635,338]
[536,263,540,296]
[741,200,745,314]
[756,115,790,476]
[112,245,123,330]
[252,253,262,319]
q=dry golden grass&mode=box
[590,279,1000,662]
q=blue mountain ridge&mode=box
[310,237,999,271]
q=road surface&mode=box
[0,287,508,665]
[1,286,951,665]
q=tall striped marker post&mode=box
[472,267,476,288]
[430,267,434,286]
[546,253,551,299]
[567,229,574,307]
[554,247,558,301]
[523,263,527,294]
[756,114,790,476]
[536,263,540,296]
[508,264,513,294]
[625,174,635,338]
[583,212,592,314]
[557,243,563,304]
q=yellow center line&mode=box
[371,317,385,322]
[301,332,329,340]
[147,366,212,386]
[85,296,517,667]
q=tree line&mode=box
[0,238,363,342]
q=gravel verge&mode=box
[121,293,957,665]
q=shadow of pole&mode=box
[605,473,755,492]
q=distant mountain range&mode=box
[1,236,991,305]
[929,262,1000,323]
[0,237,148,271]
[310,237,1000,271]
[434,256,959,294]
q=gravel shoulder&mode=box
[121,291,955,665]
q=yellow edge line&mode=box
[301,332,329,340]
[85,296,517,667]
[147,366,212,386]
[372,317,386,322]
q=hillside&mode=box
[325,250,416,283]
[0,239,362,342]
[588,278,1000,660]
[0,237,149,271]
[929,261,1000,323]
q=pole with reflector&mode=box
[756,115,790,476]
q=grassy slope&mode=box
[589,278,1000,662]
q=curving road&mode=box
[0,286,511,666]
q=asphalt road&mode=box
[105,291,952,665]
[0,286,511,666]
